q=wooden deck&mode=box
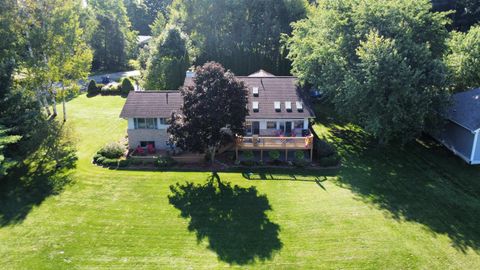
[235,135,314,161]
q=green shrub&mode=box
[98,142,125,159]
[241,160,256,167]
[268,150,280,161]
[93,153,102,163]
[100,84,120,95]
[315,139,336,159]
[118,159,130,168]
[293,159,309,168]
[102,158,119,168]
[294,150,305,161]
[156,156,177,168]
[96,156,106,165]
[130,159,143,166]
[319,153,341,167]
[121,78,135,95]
[96,83,104,92]
[87,80,98,96]
[243,150,254,160]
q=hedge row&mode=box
[87,78,134,96]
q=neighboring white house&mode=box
[435,88,480,164]
[119,70,316,151]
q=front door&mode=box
[285,121,292,136]
[252,121,260,135]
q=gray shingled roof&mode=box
[119,91,182,118]
[183,73,315,119]
[448,88,480,131]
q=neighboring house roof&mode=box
[447,88,480,132]
[138,35,152,45]
[183,70,315,119]
[248,69,275,77]
[120,91,182,118]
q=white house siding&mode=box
[127,129,170,150]
[438,121,475,162]
[127,118,170,150]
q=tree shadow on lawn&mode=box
[0,122,77,227]
[330,126,480,252]
[168,173,282,265]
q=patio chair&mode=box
[147,144,155,154]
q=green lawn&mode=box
[1,95,480,269]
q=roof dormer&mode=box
[252,87,259,97]
[252,101,259,112]
[285,101,292,112]
[274,101,281,112]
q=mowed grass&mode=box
[0,95,480,269]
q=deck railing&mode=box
[235,134,314,150]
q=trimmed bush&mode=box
[96,83,104,92]
[93,153,102,163]
[156,156,177,168]
[96,156,106,165]
[240,160,256,167]
[315,139,336,159]
[121,78,135,95]
[87,80,99,96]
[98,142,125,159]
[100,84,121,95]
[268,150,280,161]
[118,159,130,168]
[102,158,119,168]
[130,159,143,166]
[319,153,341,167]
[294,150,305,161]
[243,150,254,160]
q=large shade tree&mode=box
[143,27,191,90]
[286,0,451,144]
[445,24,480,92]
[168,62,248,163]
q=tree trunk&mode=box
[209,145,217,165]
[42,95,52,116]
[62,85,67,122]
[51,90,58,117]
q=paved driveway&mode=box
[88,70,140,83]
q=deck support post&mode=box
[310,147,313,162]
[235,146,238,161]
[260,149,263,162]
[285,149,288,161]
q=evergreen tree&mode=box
[144,27,190,90]
[168,0,308,75]
[90,0,137,71]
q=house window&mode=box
[140,141,155,148]
[245,121,252,135]
[159,118,169,125]
[267,121,276,129]
[294,120,303,129]
[134,118,157,129]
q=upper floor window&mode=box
[134,118,157,129]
